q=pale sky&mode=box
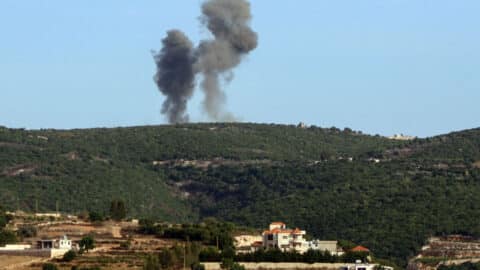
[1,1,479,137]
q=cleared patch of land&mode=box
[0,255,45,269]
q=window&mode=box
[267,234,273,241]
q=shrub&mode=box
[0,229,17,246]
[17,225,37,238]
[191,262,206,270]
[62,250,77,262]
[88,211,104,222]
[143,254,161,270]
[42,263,58,270]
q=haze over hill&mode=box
[1,123,480,266]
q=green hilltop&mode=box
[1,123,480,266]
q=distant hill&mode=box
[1,123,480,266]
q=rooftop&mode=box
[351,245,370,252]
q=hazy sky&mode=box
[1,1,479,137]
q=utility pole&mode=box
[183,243,186,270]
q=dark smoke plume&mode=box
[153,30,196,123]
[153,0,258,123]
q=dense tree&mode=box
[17,225,37,238]
[88,211,104,222]
[0,229,17,246]
[79,235,95,253]
[109,200,127,221]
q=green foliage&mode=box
[199,247,222,262]
[143,254,161,270]
[17,225,37,238]
[159,247,177,269]
[342,251,370,263]
[338,240,357,250]
[191,262,206,270]
[138,219,162,235]
[141,220,235,251]
[0,229,17,246]
[142,242,203,269]
[88,211,104,222]
[42,263,58,270]
[166,160,480,266]
[235,249,338,263]
[79,235,95,253]
[0,206,7,228]
[62,250,77,262]
[1,123,480,267]
[373,258,400,270]
[109,200,127,221]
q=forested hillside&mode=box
[1,123,480,266]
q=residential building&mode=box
[0,235,73,258]
[308,240,343,255]
[38,235,72,250]
[263,225,308,253]
[262,222,341,254]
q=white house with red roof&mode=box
[261,222,342,255]
[262,222,309,253]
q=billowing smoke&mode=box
[153,0,258,123]
[153,30,196,123]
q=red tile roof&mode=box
[351,245,370,252]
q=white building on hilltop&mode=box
[387,134,416,141]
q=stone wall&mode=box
[203,262,351,270]
[0,248,69,258]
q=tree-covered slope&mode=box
[1,123,480,266]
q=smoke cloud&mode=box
[153,0,258,123]
[153,30,196,123]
